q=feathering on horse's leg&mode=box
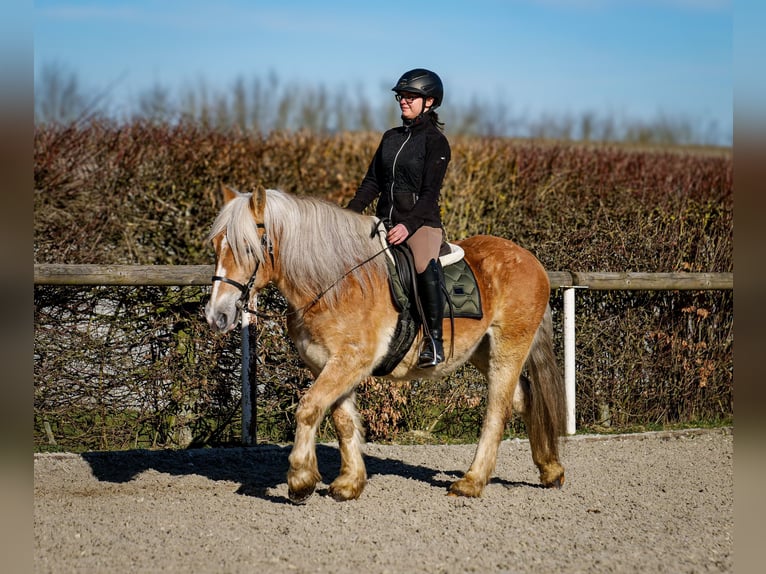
[328,392,367,501]
[287,359,366,504]
[522,306,566,488]
[449,351,521,498]
[287,396,324,504]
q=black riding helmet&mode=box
[392,68,444,109]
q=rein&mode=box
[301,243,392,313]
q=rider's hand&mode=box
[387,223,410,245]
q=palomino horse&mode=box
[205,184,566,503]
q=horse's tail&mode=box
[523,304,566,466]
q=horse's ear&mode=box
[219,182,238,205]
[249,185,267,218]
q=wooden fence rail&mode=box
[34,264,733,290]
[33,264,733,439]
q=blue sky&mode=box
[34,0,732,143]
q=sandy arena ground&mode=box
[34,428,732,573]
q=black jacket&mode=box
[347,114,450,234]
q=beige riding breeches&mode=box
[406,226,443,273]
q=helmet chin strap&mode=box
[402,98,432,125]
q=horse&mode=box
[205,184,566,503]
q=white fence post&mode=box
[563,286,582,435]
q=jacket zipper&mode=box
[389,131,411,223]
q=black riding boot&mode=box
[417,259,445,368]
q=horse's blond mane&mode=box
[209,188,388,307]
[207,191,265,273]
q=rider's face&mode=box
[397,92,434,120]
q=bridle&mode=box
[211,272,258,313]
[210,222,268,315]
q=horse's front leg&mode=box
[328,391,366,501]
[287,359,363,504]
[287,394,324,504]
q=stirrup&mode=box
[418,338,444,368]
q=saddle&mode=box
[372,229,483,376]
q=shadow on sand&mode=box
[81,444,544,504]
[82,444,443,503]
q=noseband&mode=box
[211,272,258,312]
[211,222,268,314]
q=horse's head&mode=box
[205,184,272,333]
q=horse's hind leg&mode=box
[328,392,367,501]
[515,376,565,487]
[449,345,520,497]
[518,313,567,487]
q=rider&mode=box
[346,68,451,367]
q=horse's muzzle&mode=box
[210,313,230,333]
[205,302,237,333]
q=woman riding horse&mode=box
[347,68,450,368]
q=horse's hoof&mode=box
[328,479,365,502]
[287,467,320,504]
[328,487,360,502]
[448,477,484,498]
[288,486,315,504]
[542,473,565,489]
